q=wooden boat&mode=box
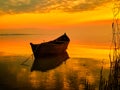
[30,33,70,58]
[31,51,69,72]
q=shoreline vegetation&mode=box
[84,58,120,90]
[99,58,120,90]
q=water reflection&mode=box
[0,55,109,90]
[31,52,69,72]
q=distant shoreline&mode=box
[0,34,40,36]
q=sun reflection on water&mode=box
[0,35,111,90]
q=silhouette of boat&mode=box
[30,33,70,58]
[31,52,69,72]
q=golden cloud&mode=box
[0,0,112,15]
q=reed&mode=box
[84,79,95,90]
[99,58,120,90]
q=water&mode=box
[0,33,110,90]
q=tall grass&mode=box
[99,58,120,90]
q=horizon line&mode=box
[0,33,41,36]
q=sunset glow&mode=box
[0,0,114,59]
[1,1,119,90]
[0,1,113,29]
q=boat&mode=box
[31,51,69,72]
[30,33,70,58]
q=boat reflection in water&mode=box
[31,51,69,72]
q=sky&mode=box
[0,0,115,46]
[0,0,118,58]
[0,0,113,29]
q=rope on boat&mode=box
[21,54,34,66]
[21,42,41,66]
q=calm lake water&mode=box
[0,33,110,90]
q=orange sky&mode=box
[0,1,113,30]
[0,0,117,59]
[0,1,114,48]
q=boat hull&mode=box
[30,42,69,58]
[30,33,70,58]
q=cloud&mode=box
[63,0,111,12]
[0,0,112,15]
